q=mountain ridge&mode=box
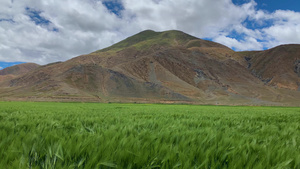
[0,30,299,106]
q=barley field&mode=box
[0,102,299,169]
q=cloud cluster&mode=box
[0,0,124,64]
[0,0,300,64]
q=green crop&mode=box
[0,102,299,168]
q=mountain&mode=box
[0,30,299,106]
[0,63,40,82]
[240,45,300,90]
[0,63,40,76]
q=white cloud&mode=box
[261,10,300,48]
[0,0,125,64]
[0,0,300,65]
[214,35,263,51]
[121,0,250,37]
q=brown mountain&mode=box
[240,45,300,90]
[0,63,40,82]
[0,30,299,106]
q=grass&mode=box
[95,30,197,53]
[0,102,299,168]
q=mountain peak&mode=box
[96,30,199,53]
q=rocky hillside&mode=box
[239,45,300,90]
[0,30,299,106]
[0,63,40,82]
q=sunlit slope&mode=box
[0,30,299,105]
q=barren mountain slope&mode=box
[0,30,299,105]
[0,63,40,82]
[238,44,300,91]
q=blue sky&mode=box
[102,0,124,17]
[0,0,300,70]
[0,62,25,70]
[233,0,300,12]
[25,7,59,32]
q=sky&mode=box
[0,0,300,69]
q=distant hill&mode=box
[0,30,299,106]
[0,63,40,76]
[0,63,40,82]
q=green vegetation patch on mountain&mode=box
[96,30,198,53]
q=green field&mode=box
[0,102,299,169]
